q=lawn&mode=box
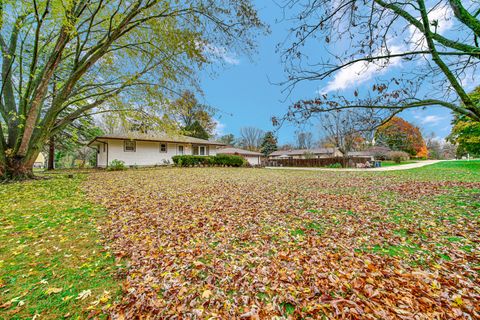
[379,160,417,167]
[1,161,479,319]
[82,161,479,318]
[0,175,121,319]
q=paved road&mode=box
[266,160,443,172]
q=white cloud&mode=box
[409,6,453,50]
[421,115,445,125]
[213,118,226,136]
[320,44,405,94]
[319,5,455,94]
[202,43,240,65]
[413,113,446,125]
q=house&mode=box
[34,153,46,168]
[347,151,374,161]
[269,148,343,159]
[88,132,226,168]
[218,147,263,166]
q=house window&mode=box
[124,140,136,152]
[160,143,167,153]
[103,144,106,152]
[192,145,207,156]
[178,145,184,155]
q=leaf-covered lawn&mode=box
[0,175,121,319]
[85,161,480,319]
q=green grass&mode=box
[379,160,417,167]
[0,175,121,319]
[389,160,480,181]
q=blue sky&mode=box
[199,1,457,145]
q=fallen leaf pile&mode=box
[84,168,480,318]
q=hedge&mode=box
[172,154,246,167]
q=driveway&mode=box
[266,160,443,172]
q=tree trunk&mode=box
[0,157,34,180]
[48,136,55,170]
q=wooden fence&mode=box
[263,156,371,168]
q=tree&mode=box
[426,133,457,160]
[448,115,480,157]
[295,131,314,149]
[441,142,458,160]
[260,131,278,156]
[183,120,210,140]
[173,91,217,137]
[375,117,427,156]
[447,87,480,157]
[319,110,375,156]
[239,127,264,151]
[218,133,236,146]
[426,133,443,160]
[278,0,480,126]
[48,116,102,169]
[0,0,263,179]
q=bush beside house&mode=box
[172,155,246,167]
[107,159,126,171]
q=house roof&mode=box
[218,147,263,156]
[348,151,374,157]
[88,132,226,146]
[270,148,340,157]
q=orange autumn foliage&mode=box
[376,117,427,156]
[416,144,429,159]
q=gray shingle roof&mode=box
[88,132,226,146]
[218,147,263,156]
[270,148,339,156]
[348,151,374,157]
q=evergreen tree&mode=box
[260,132,278,156]
[184,121,210,140]
[218,134,236,146]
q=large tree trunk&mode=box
[0,157,35,180]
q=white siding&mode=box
[96,139,220,167]
[245,155,260,166]
[209,146,218,156]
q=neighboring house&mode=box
[347,151,374,161]
[218,147,263,166]
[88,132,226,168]
[34,153,46,168]
[269,148,343,159]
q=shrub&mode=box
[326,163,342,168]
[172,154,246,167]
[213,154,245,167]
[107,159,126,171]
[388,151,410,163]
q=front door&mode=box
[178,145,184,155]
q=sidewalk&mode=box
[265,160,443,172]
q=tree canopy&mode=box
[239,126,264,151]
[172,90,217,138]
[277,0,480,126]
[260,131,277,156]
[448,87,480,157]
[0,0,264,179]
[184,120,210,140]
[375,117,427,157]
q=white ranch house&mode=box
[88,133,226,168]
